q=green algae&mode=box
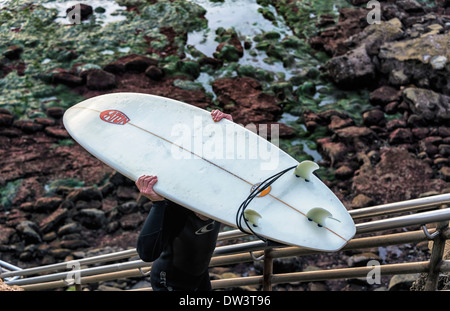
[0,179,22,210]
[0,0,207,118]
[0,0,373,174]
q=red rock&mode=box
[85,69,117,90]
[353,147,447,204]
[46,107,65,119]
[52,71,84,87]
[334,126,376,143]
[0,113,14,126]
[13,120,44,133]
[40,207,68,233]
[389,128,412,144]
[362,109,386,127]
[317,138,349,166]
[45,127,70,139]
[212,77,281,125]
[369,86,401,106]
[328,115,354,131]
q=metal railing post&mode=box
[262,248,273,291]
[424,205,449,291]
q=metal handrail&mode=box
[2,194,450,290]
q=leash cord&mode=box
[236,165,297,243]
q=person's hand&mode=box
[136,175,164,202]
[211,109,233,122]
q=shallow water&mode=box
[41,0,127,25]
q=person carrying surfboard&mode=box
[135,110,232,291]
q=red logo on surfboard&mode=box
[100,110,130,125]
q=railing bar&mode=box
[6,260,151,286]
[1,249,138,279]
[5,196,450,283]
[349,193,450,219]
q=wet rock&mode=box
[122,55,158,73]
[335,165,355,180]
[379,33,450,94]
[3,45,23,60]
[74,208,106,229]
[347,18,404,56]
[388,274,420,291]
[13,120,44,134]
[369,86,402,107]
[144,65,164,81]
[0,112,14,126]
[328,115,355,131]
[334,126,377,144]
[317,138,349,166]
[57,222,80,236]
[0,225,15,245]
[347,252,381,267]
[60,239,89,250]
[119,213,145,230]
[66,3,93,21]
[325,45,376,89]
[45,107,65,119]
[351,193,375,208]
[45,127,70,139]
[362,109,385,127]
[389,128,413,145]
[309,8,369,56]
[440,167,450,181]
[52,71,84,87]
[66,187,103,202]
[39,207,69,233]
[16,221,41,244]
[431,55,447,70]
[85,69,117,90]
[34,197,63,213]
[214,43,242,62]
[403,88,450,124]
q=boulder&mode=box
[85,69,117,90]
[403,88,450,124]
[353,148,447,204]
[325,45,376,89]
[74,208,106,229]
[379,33,450,94]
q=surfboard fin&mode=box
[306,207,341,228]
[244,209,262,228]
[294,160,319,182]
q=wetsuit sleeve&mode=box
[136,200,168,262]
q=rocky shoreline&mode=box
[0,0,449,291]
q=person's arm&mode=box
[135,175,166,262]
[211,109,233,122]
[136,199,167,262]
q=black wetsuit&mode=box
[136,200,221,291]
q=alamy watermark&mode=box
[64,261,81,286]
[366,259,381,285]
[366,0,381,25]
[170,117,280,171]
[66,3,82,25]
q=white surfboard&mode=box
[63,92,355,251]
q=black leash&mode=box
[236,165,297,242]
